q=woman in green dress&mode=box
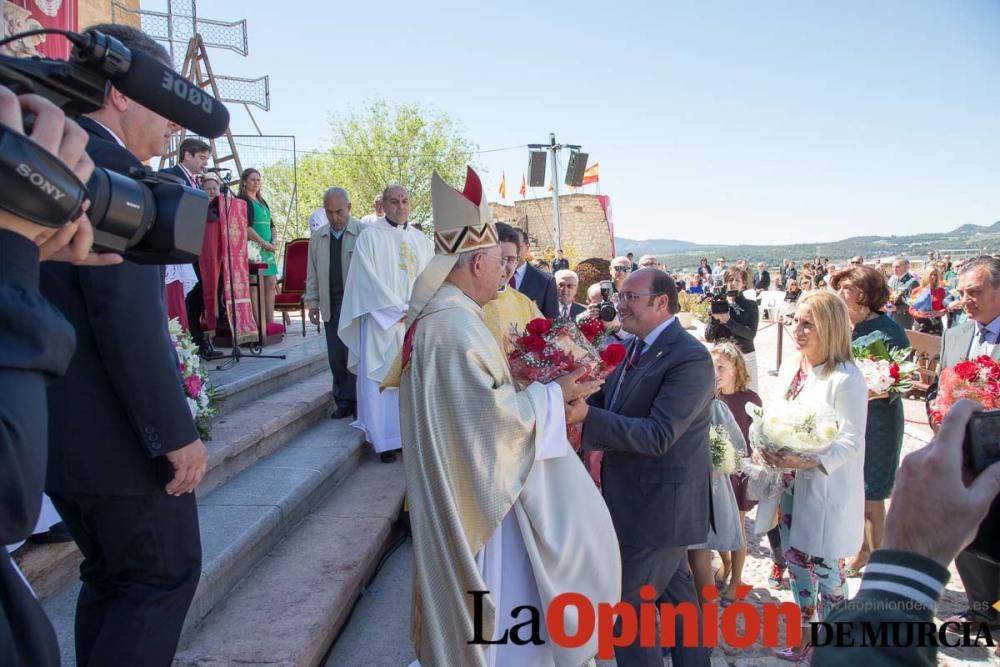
[831,265,909,577]
[238,168,280,334]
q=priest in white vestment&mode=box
[400,168,621,667]
[338,185,434,461]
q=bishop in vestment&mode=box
[338,185,434,460]
[400,168,621,667]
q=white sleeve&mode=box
[370,304,408,330]
[533,382,569,461]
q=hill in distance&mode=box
[614,222,1000,270]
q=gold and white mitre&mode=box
[405,167,498,326]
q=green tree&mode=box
[262,100,478,245]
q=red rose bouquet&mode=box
[507,317,627,449]
[929,355,1000,424]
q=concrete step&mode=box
[174,457,406,667]
[42,417,368,666]
[16,370,334,600]
[209,334,329,417]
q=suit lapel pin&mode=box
[655,351,663,359]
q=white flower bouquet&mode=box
[247,242,262,263]
[168,318,221,439]
[744,401,840,458]
[709,424,739,474]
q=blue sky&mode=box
[144,0,1000,245]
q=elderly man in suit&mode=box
[928,255,1000,636]
[568,268,714,666]
[508,228,559,317]
[554,269,586,320]
[306,187,363,420]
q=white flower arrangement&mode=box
[709,424,739,474]
[857,357,897,394]
[168,318,221,439]
[745,401,840,458]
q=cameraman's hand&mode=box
[587,303,600,320]
[309,308,320,325]
[882,400,1000,566]
[0,89,120,266]
[713,312,731,324]
[165,438,208,496]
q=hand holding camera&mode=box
[883,400,1000,566]
[0,87,120,266]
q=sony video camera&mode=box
[596,280,618,321]
[0,28,230,263]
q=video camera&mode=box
[710,278,739,315]
[0,28,230,263]
[597,280,617,322]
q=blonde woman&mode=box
[757,291,867,661]
[711,342,769,599]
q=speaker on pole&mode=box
[528,151,547,188]
[564,151,589,187]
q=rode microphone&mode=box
[69,30,230,139]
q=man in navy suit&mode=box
[568,268,714,666]
[161,137,223,359]
[39,24,207,667]
[508,228,559,318]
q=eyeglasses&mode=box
[613,266,631,273]
[502,255,520,265]
[850,260,862,265]
[618,291,664,304]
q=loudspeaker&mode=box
[564,151,589,187]
[528,151,547,188]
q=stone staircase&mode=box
[19,332,406,666]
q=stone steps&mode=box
[16,370,334,600]
[209,336,329,417]
[174,458,405,667]
[42,416,368,665]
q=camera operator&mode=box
[38,24,207,667]
[0,87,121,666]
[814,400,1000,666]
[705,266,760,392]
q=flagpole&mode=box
[549,133,563,252]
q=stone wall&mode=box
[488,194,613,265]
[79,0,140,30]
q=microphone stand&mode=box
[214,174,285,371]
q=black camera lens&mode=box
[599,302,617,321]
[85,167,155,253]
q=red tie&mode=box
[508,275,516,289]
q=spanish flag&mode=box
[498,171,507,199]
[582,162,599,186]
[519,174,526,198]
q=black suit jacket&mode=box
[753,270,770,290]
[0,231,70,667]
[563,302,586,320]
[582,319,714,548]
[517,263,559,318]
[40,117,199,495]
[161,163,190,184]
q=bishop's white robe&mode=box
[338,219,433,452]
[402,284,621,667]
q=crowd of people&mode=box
[3,20,1000,667]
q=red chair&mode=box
[274,238,316,336]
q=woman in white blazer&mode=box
[759,290,867,662]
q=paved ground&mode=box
[325,319,1000,666]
